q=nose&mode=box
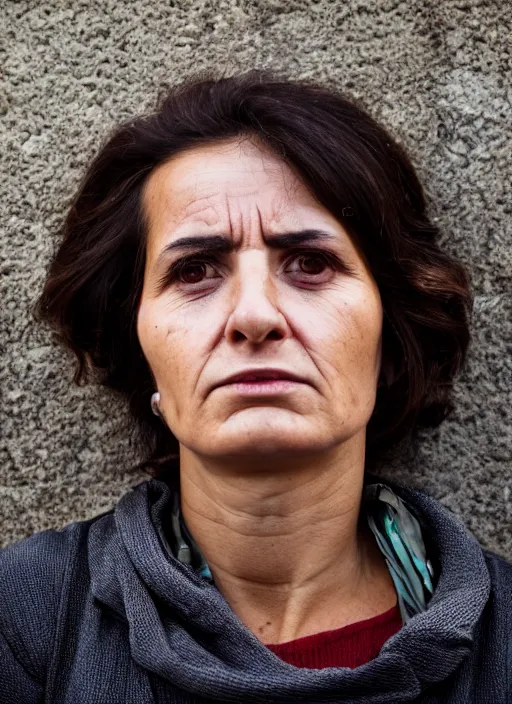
[224,250,289,346]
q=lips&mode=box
[215,368,307,388]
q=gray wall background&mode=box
[1,0,511,556]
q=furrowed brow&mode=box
[155,229,338,268]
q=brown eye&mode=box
[179,262,210,284]
[297,254,327,275]
[285,251,333,281]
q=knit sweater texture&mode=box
[0,472,511,703]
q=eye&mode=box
[285,252,331,279]
[179,260,218,285]
[157,256,222,292]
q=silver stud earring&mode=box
[151,391,161,417]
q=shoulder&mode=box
[482,547,512,590]
[0,513,109,683]
[480,548,512,643]
[481,549,512,693]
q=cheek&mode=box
[136,300,178,381]
[136,300,203,397]
[298,291,382,373]
[137,299,161,363]
[312,289,380,336]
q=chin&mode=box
[199,426,340,459]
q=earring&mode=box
[151,391,161,417]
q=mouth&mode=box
[218,369,304,386]
[219,379,304,396]
[213,368,309,396]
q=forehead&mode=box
[141,137,322,233]
[139,137,375,279]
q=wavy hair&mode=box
[33,68,474,479]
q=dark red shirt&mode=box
[265,603,402,669]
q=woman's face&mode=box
[137,137,383,465]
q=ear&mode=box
[151,391,161,417]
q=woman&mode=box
[1,68,510,703]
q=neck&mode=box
[176,434,397,644]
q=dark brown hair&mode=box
[33,68,474,479]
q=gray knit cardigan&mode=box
[1,474,511,703]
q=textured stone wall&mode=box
[1,0,510,556]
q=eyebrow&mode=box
[155,229,340,269]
